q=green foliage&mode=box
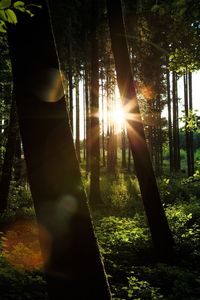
[99,172,143,215]
[169,48,200,74]
[181,110,200,133]
[0,182,35,227]
[0,0,11,10]
[0,0,41,33]
[124,273,164,299]
[0,257,47,299]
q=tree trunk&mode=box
[89,0,102,205]
[121,128,126,168]
[184,72,192,176]
[172,71,179,172]
[7,1,111,299]
[0,97,18,212]
[107,0,174,259]
[166,68,173,172]
[188,72,194,175]
[85,66,91,173]
[101,79,106,167]
[67,17,73,133]
[75,78,80,161]
[83,77,86,161]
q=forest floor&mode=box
[0,170,200,299]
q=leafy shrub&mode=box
[124,273,164,299]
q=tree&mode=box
[89,0,102,206]
[7,1,111,298]
[0,95,18,212]
[107,0,174,259]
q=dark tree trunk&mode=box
[128,144,131,172]
[75,78,80,162]
[0,97,18,212]
[188,72,194,175]
[85,66,91,173]
[14,131,22,182]
[89,0,102,205]
[107,0,174,259]
[184,72,192,176]
[7,1,111,299]
[83,78,86,161]
[67,18,74,132]
[121,128,126,168]
[101,79,106,167]
[172,71,180,172]
[166,68,173,172]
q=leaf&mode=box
[0,0,11,9]
[13,1,25,12]
[0,19,6,32]
[5,8,17,24]
[0,9,6,21]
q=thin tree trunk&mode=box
[67,17,73,132]
[0,96,18,212]
[85,66,90,172]
[107,0,174,259]
[14,131,22,182]
[83,77,86,161]
[101,79,106,166]
[128,144,131,172]
[172,71,179,172]
[188,72,194,174]
[184,72,192,176]
[121,127,126,168]
[75,78,80,161]
[166,68,173,172]
[89,0,102,205]
[7,2,111,299]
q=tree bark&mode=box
[107,0,174,259]
[184,72,192,176]
[121,128,126,168]
[7,1,111,299]
[166,68,173,172]
[89,0,102,205]
[188,72,194,175]
[75,78,80,161]
[172,71,180,172]
[0,97,18,212]
[67,17,74,133]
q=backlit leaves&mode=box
[5,8,17,24]
[0,0,11,10]
[0,0,41,33]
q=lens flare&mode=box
[3,220,43,270]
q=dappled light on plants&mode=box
[139,84,154,101]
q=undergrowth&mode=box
[0,172,200,299]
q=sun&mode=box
[112,103,126,133]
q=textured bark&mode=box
[107,0,174,259]
[7,1,111,299]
